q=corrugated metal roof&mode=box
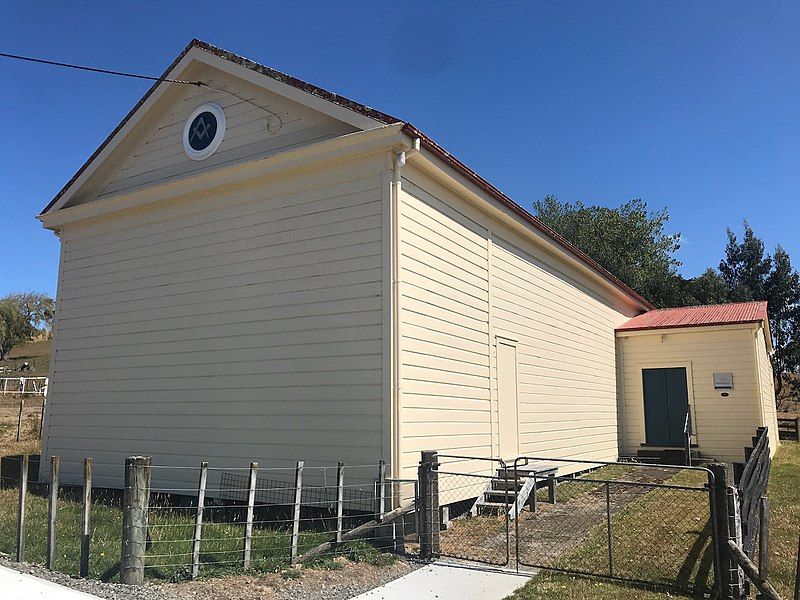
[616,301,768,332]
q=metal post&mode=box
[243,461,258,570]
[335,462,344,544]
[605,481,614,576]
[290,461,304,565]
[121,456,151,586]
[16,455,28,562]
[80,458,93,577]
[418,450,440,560]
[190,462,207,580]
[547,474,556,504]
[46,456,60,570]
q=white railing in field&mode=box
[0,377,48,396]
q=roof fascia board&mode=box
[40,123,404,230]
[196,50,384,130]
[405,142,650,312]
[615,322,761,338]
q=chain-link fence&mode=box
[432,455,717,593]
[514,465,715,592]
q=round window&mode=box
[183,103,226,160]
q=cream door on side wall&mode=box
[497,339,520,458]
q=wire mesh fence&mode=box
[144,462,400,578]
[0,455,409,584]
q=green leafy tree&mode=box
[765,247,800,389]
[0,292,55,359]
[719,222,773,302]
[719,226,800,392]
[0,300,32,360]
[681,268,729,306]
[533,196,683,307]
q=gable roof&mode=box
[616,301,768,332]
[39,39,653,311]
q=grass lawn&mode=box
[0,483,392,581]
[509,443,800,599]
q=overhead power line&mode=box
[0,50,203,86]
[0,49,286,133]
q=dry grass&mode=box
[0,396,42,457]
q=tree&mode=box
[765,247,800,389]
[0,292,55,359]
[6,292,55,332]
[0,300,32,360]
[681,268,729,306]
[719,226,800,393]
[534,196,683,307]
[719,222,773,302]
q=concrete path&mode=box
[0,565,102,600]
[351,562,531,600]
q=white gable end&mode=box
[63,62,360,208]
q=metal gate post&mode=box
[418,450,440,559]
[605,481,613,576]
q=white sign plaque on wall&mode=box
[713,372,734,390]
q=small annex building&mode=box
[36,40,778,493]
[616,301,778,462]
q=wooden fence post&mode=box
[190,461,207,580]
[16,454,28,562]
[418,450,440,560]
[335,462,344,544]
[290,461,304,565]
[46,456,59,570]
[121,456,151,586]
[758,496,770,580]
[80,458,93,577]
[39,397,46,439]
[709,462,742,599]
[16,399,24,442]
[243,461,258,570]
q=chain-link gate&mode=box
[435,455,511,566]
[434,454,720,593]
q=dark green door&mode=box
[642,367,689,446]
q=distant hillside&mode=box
[0,340,52,378]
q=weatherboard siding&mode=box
[42,158,386,489]
[617,325,766,462]
[92,64,357,202]
[396,168,636,479]
[755,328,779,454]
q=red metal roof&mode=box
[616,301,768,332]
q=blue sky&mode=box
[2,2,799,298]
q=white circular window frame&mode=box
[183,103,226,161]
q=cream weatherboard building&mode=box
[38,40,777,490]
